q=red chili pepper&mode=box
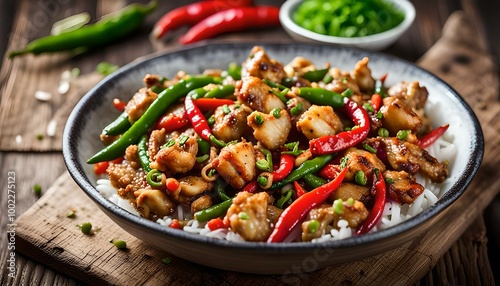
[165,178,180,193]
[356,169,386,235]
[318,163,341,180]
[267,166,347,243]
[370,93,382,112]
[152,0,253,39]
[380,73,388,84]
[93,161,109,175]
[154,111,188,132]
[184,95,213,140]
[271,154,295,182]
[195,98,235,112]
[293,181,306,199]
[113,98,127,112]
[179,6,281,44]
[309,98,370,155]
[207,217,228,231]
[416,124,449,148]
[169,219,183,229]
[242,180,258,193]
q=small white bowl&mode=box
[280,0,416,51]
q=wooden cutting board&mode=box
[14,11,499,285]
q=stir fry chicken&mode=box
[247,109,292,150]
[238,76,286,113]
[98,46,452,243]
[301,201,368,241]
[212,141,256,189]
[212,104,252,142]
[225,192,273,241]
[296,105,344,140]
[241,46,286,83]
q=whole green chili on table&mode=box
[9,1,157,58]
[87,76,218,164]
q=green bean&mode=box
[138,135,151,172]
[102,112,131,136]
[298,87,344,108]
[215,179,231,201]
[87,76,217,164]
[194,199,233,222]
[227,62,241,80]
[271,154,333,189]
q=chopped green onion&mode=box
[36,134,44,140]
[111,239,127,249]
[385,178,395,184]
[207,115,215,125]
[323,74,333,84]
[162,139,175,149]
[33,184,42,196]
[276,190,293,209]
[256,160,269,171]
[281,141,303,156]
[257,176,268,186]
[71,67,80,78]
[96,61,119,76]
[179,135,189,146]
[209,135,226,148]
[363,102,374,113]
[66,210,76,218]
[363,144,377,154]
[146,169,163,187]
[290,102,303,116]
[333,199,343,214]
[307,219,320,233]
[341,88,353,97]
[397,130,409,140]
[80,222,92,234]
[238,212,249,220]
[378,128,389,137]
[347,198,355,206]
[162,257,172,265]
[208,169,217,177]
[255,114,264,126]
[222,104,231,114]
[196,154,209,163]
[376,111,383,119]
[355,171,367,186]
[340,156,348,169]
[272,108,282,118]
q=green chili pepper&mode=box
[194,199,233,222]
[196,154,209,162]
[258,147,273,172]
[301,68,329,82]
[138,135,151,172]
[150,85,165,94]
[205,85,235,99]
[196,138,210,155]
[355,171,367,186]
[263,79,288,91]
[9,1,157,58]
[303,173,326,188]
[290,102,303,116]
[87,76,217,164]
[374,79,387,98]
[215,179,231,201]
[102,112,132,136]
[272,108,282,118]
[298,87,344,108]
[341,88,354,97]
[323,74,333,84]
[255,114,264,126]
[271,154,333,189]
[363,143,377,154]
[187,87,208,100]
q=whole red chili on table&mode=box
[267,166,347,243]
[309,97,370,155]
[153,0,253,39]
[179,6,281,44]
[356,169,386,235]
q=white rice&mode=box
[95,130,457,243]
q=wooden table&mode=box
[1,0,499,285]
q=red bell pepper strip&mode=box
[154,111,188,132]
[271,154,295,182]
[242,180,258,193]
[184,95,226,147]
[152,0,253,39]
[293,181,306,199]
[370,93,382,112]
[195,98,235,112]
[179,6,281,44]
[356,169,386,235]
[416,124,449,148]
[309,98,370,155]
[267,166,347,243]
[112,98,127,112]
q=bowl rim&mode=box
[63,42,484,253]
[279,0,416,44]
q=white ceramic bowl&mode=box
[63,43,483,274]
[280,0,416,51]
